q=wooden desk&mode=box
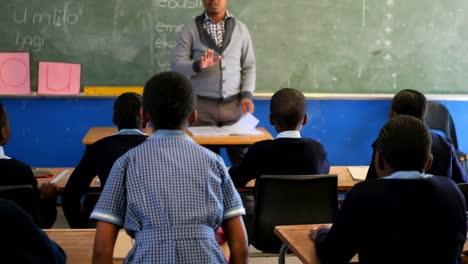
[275,224,468,264]
[245,166,362,192]
[44,229,130,264]
[44,229,229,264]
[82,127,273,146]
[35,168,100,190]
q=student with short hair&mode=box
[366,89,467,183]
[0,103,58,228]
[91,72,248,263]
[229,88,330,187]
[62,92,148,228]
[312,115,467,264]
[0,198,66,263]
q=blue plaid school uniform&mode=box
[91,130,245,263]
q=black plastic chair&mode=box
[250,174,338,253]
[0,184,36,218]
[81,192,101,228]
[457,183,468,209]
[425,101,464,157]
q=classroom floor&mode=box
[52,207,303,263]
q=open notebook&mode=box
[348,166,369,181]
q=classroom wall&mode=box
[2,98,467,167]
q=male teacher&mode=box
[171,0,256,166]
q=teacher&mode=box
[171,0,256,166]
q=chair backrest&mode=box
[81,192,101,228]
[457,183,468,209]
[251,174,338,253]
[424,101,459,150]
[0,184,37,221]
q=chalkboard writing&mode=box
[1,0,468,94]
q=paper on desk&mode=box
[187,113,262,136]
[223,112,260,135]
[51,169,70,184]
[348,166,369,181]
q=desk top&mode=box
[82,127,273,146]
[275,224,468,264]
[44,229,229,264]
[245,166,361,192]
[36,168,99,190]
[38,166,361,192]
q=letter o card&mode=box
[0,52,30,95]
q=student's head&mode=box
[112,92,144,130]
[203,0,227,17]
[269,88,307,132]
[143,72,196,130]
[374,115,433,177]
[0,104,10,146]
[390,89,427,120]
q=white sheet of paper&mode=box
[347,166,369,181]
[51,169,70,184]
[186,126,229,136]
[187,113,261,136]
[222,113,260,135]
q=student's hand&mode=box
[199,49,222,70]
[240,98,254,114]
[40,183,58,201]
[310,224,332,240]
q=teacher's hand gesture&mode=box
[200,49,222,70]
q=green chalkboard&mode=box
[1,0,468,94]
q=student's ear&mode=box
[188,110,197,126]
[112,114,117,126]
[423,153,433,173]
[302,113,308,126]
[140,108,148,128]
[374,151,387,177]
[269,114,274,125]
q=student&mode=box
[311,115,467,264]
[229,88,330,188]
[91,72,248,263]
[0,198,66,263]
[62,92,148,228]
[366,89,468,183]
[0,103,57,228]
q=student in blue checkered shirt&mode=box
[91,72,248,264]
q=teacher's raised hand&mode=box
[200,49,222,70]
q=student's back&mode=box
[91,72,248,264]
[62,92,148,228]
[0,104,57,228]
[229,88,330,188]
[365,89,467,183]
[323,176,466,264]
[0,158,39,221]
[229,137,329,187]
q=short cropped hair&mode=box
[374,115,432,172]
[391,89,427,119]
[143,72,195,129]
[270,88,306,130]
[113,92,143,130]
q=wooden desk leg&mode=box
[278,243,288,264]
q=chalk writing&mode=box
[12,6,80,26]
[154,0,203,9]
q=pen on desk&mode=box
[51,169,70,184]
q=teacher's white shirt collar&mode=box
[276,130,301,139]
